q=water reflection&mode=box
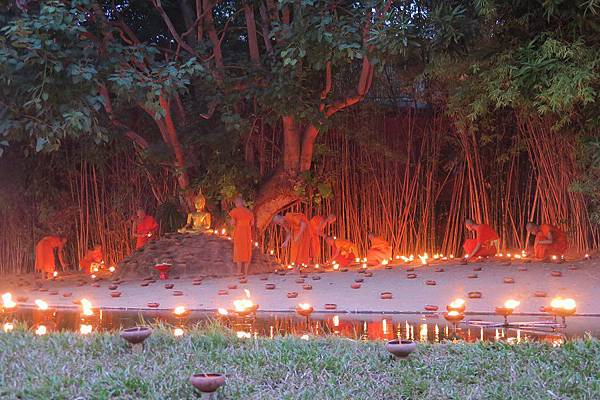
[1,308,597,343]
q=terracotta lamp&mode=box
[385,339,417,359]
[120,326,152,353]
[190,373,225,396]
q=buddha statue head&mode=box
[194,193,207,212]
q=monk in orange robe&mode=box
[462,219,499,260]
[273,213,311,267]
[80,244,103,274]
[132,209,159,249]
[35,236,67,279]
[325,236,358,268]
[229,196,254,275]
[526,222,568,260]
[309,214,336,264]
[366,233,392,265]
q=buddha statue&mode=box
[178,193,212,234]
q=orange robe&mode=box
[230,206,254,263]
[534,224,568,259]
[80,248,103,274]
[462,224,499,257]
[331,238,358,267]
[35,236,64,273]
[284,213,311,266]
[309,215,325,262]
[367,236,392,265]
[135,215,158,249]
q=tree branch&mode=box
[151,0,198,56]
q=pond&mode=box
[2,307,598,344]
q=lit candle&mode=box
[80,298,94,316]
[504,299,520,309]
[53,271,58,277]
[2,293,16,309]
[109,266,115,273]
[173,306,187,316]
[217,308,229,316]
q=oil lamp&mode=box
[549,297,576,325]
[495,299,520,325]
[447,298,466,313]
[173,327,184,337]
[189,373,226,396]
[79,324,93,335]
[2,292,16,311]
[385,339,417,359]
[173,305,190,319]
[120,326,153,353]
[35,325,47,336]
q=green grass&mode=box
[1,323,599,400]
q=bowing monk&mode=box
[273,212,311,267]
[462,219,499,260]
[35,236,67,279]
[325,236,359,268]
[526,222,568,260]
[80,244,103,274]
[309,214,336,263]
[132,209,159,249]
[366,233,392,265]
[229,196,254,275]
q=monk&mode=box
[35,236,67,279]
[229,196,254,275]
[273,213,311,267]
[366,233,392,265]
[526,222,568,260]
[80,244,103,274]
[462,219,499,260]
[325,236,359,268]
[309,214,336,263]
[132,209,159,249]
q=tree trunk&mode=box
[254,168,300,232]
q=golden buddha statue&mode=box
[178,193,212,233]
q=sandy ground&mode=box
[1,258,598,316]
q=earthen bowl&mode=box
[120,326,152,345]
[189,373,225,394]
[385,339,417,359]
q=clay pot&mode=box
[406,273,417,279]
[300,274,308,278]
[467,273,478,279]
[324,303,337,310]
[16,296,28,302]
[425,280,437,286]
[495,306,513,317]
[312,276,321,280]
[364,272,373,277]
[468,291,482,299]
[193,282,202,286]
[534,291,547,298]
[518,266,528,271]
[287,292,298,298]
[472,266,482,271]
[435,267,444,273]
[120,326,152,345]
[189,373,225,394]
[62,293,71,298]
[351,283,361,289]
[380,292,393,300]
[424,305,438,311]
[551,271,562,277]
[295,279,305,284]
[91,283,100,288]
[354,278,364,283]
[239,278,248,284]
[295,305,314,317]
[140,283,149,287]
[227,284,238,290]
[164,283,175,289]
[218,290,229,295]
[503,277,514,284]
[147,302,160,308]
[385,339,417,359]
[77,282,86,287]
[302,284,313,290]
[172,291,184,296]
[48,291,58,296]
[107,285,117,291]
[444,312,465,323]
[260,276,269,281]
[110,292,122,298]
[265,283,276,290]
[406,267,415,272]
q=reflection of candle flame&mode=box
[80,299,94,316]
[2,293,16,309]
[382,319,388,335]
[332,315,339,327]
[236,331,251,339]
[80,324,93,335]
[301,334,309,340]
[35,325,47,335]
[419,323,427,342]
[174,328,184,337]
[35,299,48,310]
[3,322,14,333]
[244,289,251,298]
[217,308,228,316]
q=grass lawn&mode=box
[1,324,599,399]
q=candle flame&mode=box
[53,271,58,277]
[35,299,48,311]
[217,308,229,316]
[109,266,115,273]
[35,325,47,336]
[447,310,460,316]
[504,299,520,309]
[381,259,389,265]
[236,331,251,339]
[298,303,311,310]
[314,263,320,269]
[233,298,254,312]
[80,298,93,316]
[355,257,360,263]
[244,289,251,298]
[418,255,428,265]
[221,228,226,235]
[174,327,184,337]
[173,306,186,315]
[79,324,93,335]
[550,297,576,310]
[552,255,557,260]
[2,293,16,309]
[3,322,14,333]
[449,298,465,308]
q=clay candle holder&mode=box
[324,303,337,310]
[468,291,482,299]
[193,281,202,286]
[355,278,364,283]
[120,326,152,353]
[380,292,393,300]
[239,278,248,284]
[495,299,519,325]
[218,290,228,296]
[503,277,514,284]
[140,282,150,287]
[110,292,122,298]
[147,302,160,308]
[518,266,528,271]
[447,299,466,313]
[534,291,547,298]
[385,339,417,359]
[62,293,72,298]
[295,279,305,284]
[425,280,436,286]
[154,263,172,280]
[351,283,361,289]
[551,271,562,277]
[444,311,464,324]
[287,292,298,298]
[265,283,276,290]
[424,305,439,312]
[173,291,183,296]
[108,285,118,290]
[227,284,237,290]
[467,273,478,279]
[472,266,482,272]
[302,284,313,290]
[189,373,225,395]
[406,273,417,279]
[296,303,314,318]
[434,267,444,273]
[164,283,175,289]
[259,276,268,281]
[312,276,321,280]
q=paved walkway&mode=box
[2,258,598,316]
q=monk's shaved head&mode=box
[526,222,540,234]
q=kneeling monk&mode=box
[526,222,568,260]
[462,219,499,259]
[132,209,159,249]
[273,213,311,266]
[229,196,254,275]
[35,236,67,279]
[366,233,392,265]
[80,244,103,274]
[325,237,359,268]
